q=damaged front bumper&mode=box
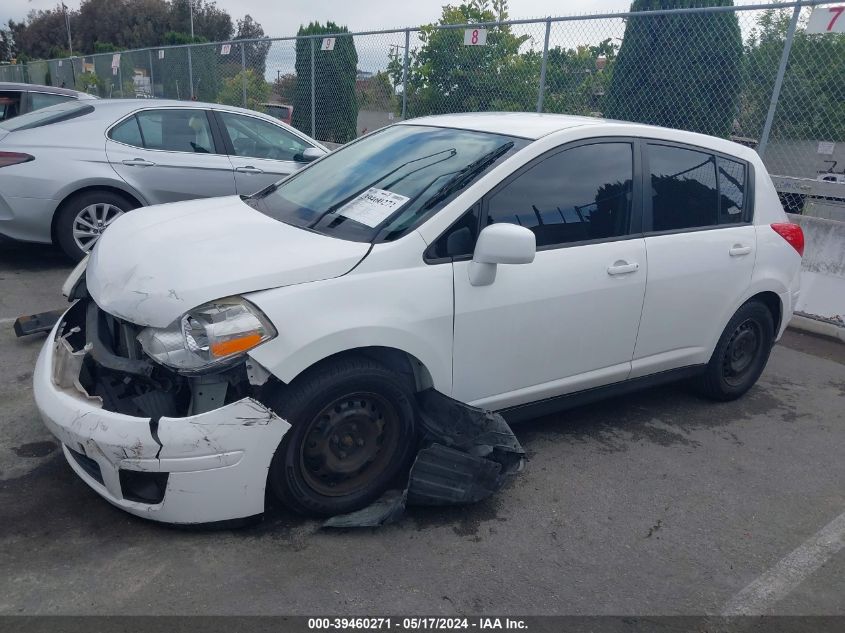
[34,306,290,524]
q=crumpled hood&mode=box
[87,196,370,327]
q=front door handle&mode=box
[235,165,264,174]
[607,261,639,276]
[122,158,156,167]
[729,244,753,257]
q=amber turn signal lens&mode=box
[210,332,262,358]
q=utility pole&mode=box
[62,3,73,55]
[187,0,195,98]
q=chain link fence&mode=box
[1,0,844,203]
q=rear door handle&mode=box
[235,165,264,174]
[729,245,753,257]
[122,158,155,167]
[607,261,639,276]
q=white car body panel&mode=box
[247,232,455,394]
[32,113,804,524]
[629,225,757,377]
[86,196,370,328]
[453,239,648,409]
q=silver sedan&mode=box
[0,99,327,260]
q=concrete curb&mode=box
[788,314,845,344]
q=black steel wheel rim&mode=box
[299,391,401,497]
[722,318,762,386]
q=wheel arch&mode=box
[50,184,146,245]
[281,346,436,394]
[747,290,783,335]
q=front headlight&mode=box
[137,297,276,373]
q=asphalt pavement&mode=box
[1,239,843,615]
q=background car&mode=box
[0,82,96,122]
[261,102,293,125]
[0,98,327,260]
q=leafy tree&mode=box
[169,0,232,43]
[234,15,271,78]
[273,72,297,104]
[75,0,172,55]
[11,0,237,59]
[292,22,358,143]
[604,0,742,137]
[7,10,72,60]
[356,71,396,111]
[542,39,618,116]
[75,70,103,94]
[0,26,16,61]
[388,0,532,117]
[739,9,845,142]
[217,68,270,110]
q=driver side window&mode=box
[219,112,309,162]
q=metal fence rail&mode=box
[2,0,844,196]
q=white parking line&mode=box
[722,510,845,615]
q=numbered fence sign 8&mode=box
[220,44,231,55]
[807,5,845,33]
[463,28,488,46]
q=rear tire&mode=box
[55,190,137,261]
[266,356,417,517]
[697,300,775,401]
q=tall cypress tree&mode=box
[292,22,358,143]
[604,0,742,138]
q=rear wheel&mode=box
[266,356,417,517]
[697,300,775,401]
[55,190,137,261]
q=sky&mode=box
[3,0,661,34]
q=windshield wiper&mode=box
[306,148,457,229]
[421,142,514,211]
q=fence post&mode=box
[241,43,248,108]
[536,17,551,113]
[148,50,155,97]
[187,44,194,99]
[402,28,410,119]
[757,4,800,158]
[310,38,316,139]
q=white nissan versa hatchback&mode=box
[34,113,803,524]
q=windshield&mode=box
[244,124,528,242]
[0,100,93,131]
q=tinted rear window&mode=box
[0,101,94,131]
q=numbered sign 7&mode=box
[807,5,845,33]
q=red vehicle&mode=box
[262,102,293,125]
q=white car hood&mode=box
[87,196,370,328]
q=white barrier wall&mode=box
[787,213,845,325]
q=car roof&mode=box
[400,112,757,160]
[88,98,283,117]
[0,82,97,98]
[400,112,605,139]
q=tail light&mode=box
[0,152,34,168]
[771,222,804,257]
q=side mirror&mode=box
[299,147,326,163]
[469,223,536,286]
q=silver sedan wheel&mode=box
[72,203,125,252]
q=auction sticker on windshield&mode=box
[337,188,410,228]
